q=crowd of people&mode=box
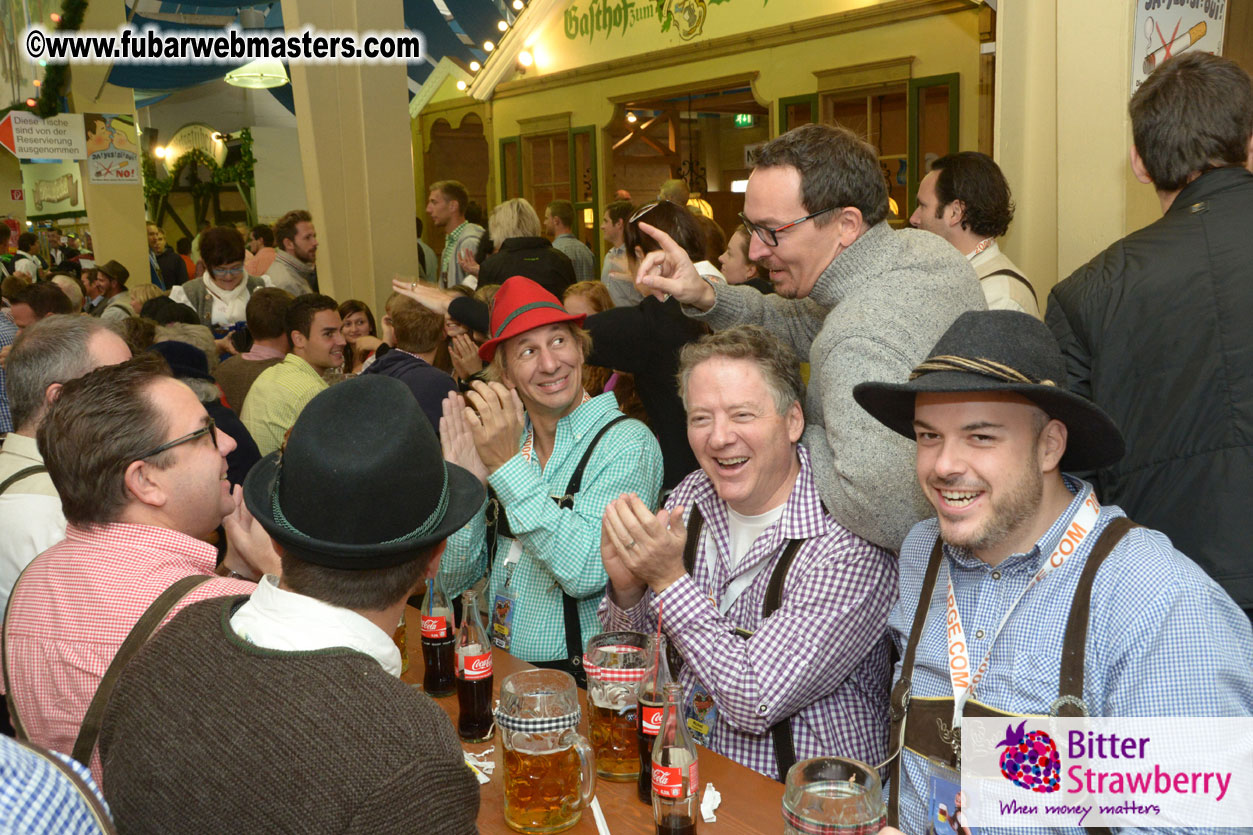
[0,50,1250,834]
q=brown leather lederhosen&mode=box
[886,516,1137,833]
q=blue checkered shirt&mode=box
[0,736,112,833]
[601,445,897,780]
[440,392,663,663]
[889,475,1253,835]
[0,312,16,434]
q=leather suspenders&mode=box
[486,415,629,686]
[677,504,805,782]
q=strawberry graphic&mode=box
[997,721,1061,793]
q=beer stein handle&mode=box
[571,732,598,810]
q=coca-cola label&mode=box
[640,704,663,735]
[651,760,698,799]
[420,615,448,639]
[458,652,493,680]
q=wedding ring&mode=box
[410,282,416,291]
[626,540,637,549]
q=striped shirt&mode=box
[600,445,897,779]
[440,392,663,663]
[0,311,16,434]
[2,523,255,784]
[0,736,112,834]
[889,476,1253,835]
[240,353,327,456]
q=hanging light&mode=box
[518,51,533,67]
[469,61,481,72]
[225,58,289,89]
[483,41,495,52]
[497,20,509,32]
[626,112,637,123]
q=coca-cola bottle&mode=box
[420,577,456,697]
[652,682,699,835]
[636,633,673,803]
[455,590,494,742]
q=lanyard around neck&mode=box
[945,491,1101,728]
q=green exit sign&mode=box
[733,114,755,128]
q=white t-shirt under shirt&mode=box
[706,502,787,616]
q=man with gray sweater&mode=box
[637,124,984,552]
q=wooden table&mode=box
[401,608,786,833]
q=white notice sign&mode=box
[0,111,87,160]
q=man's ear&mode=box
[1039,419,1068,474]
[289,329,307,351]
[835,206,866,246]
[123,459,169,509]
[785,400,804,444]
[945,199,967,230]
[44,382,65,407]
[1129,146,1154,186]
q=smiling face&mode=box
[208,260,246,292]
[341,310,372,344]
[444,314,469,339]
[145,378,238,539]
[292,308,346,372]
[742,165,843,299]
[913,391,1062,564]
[500,323,584,419]
[685,356,803,515]
[717,229,759,285]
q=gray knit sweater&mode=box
[99,596,480,834]
[693,222,985,551]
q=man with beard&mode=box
[635,124,983,553]
[266,210,318,295]
[241,294,344,455]
[853,310,1253,834]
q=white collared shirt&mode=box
[229,574,402,676]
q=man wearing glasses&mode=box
[2,355,278,783]
[636,123,984,552]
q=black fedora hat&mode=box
[853,310,1125,471]
[243,375,484,569]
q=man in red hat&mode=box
[396,275,663,676]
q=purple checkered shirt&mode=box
[599,445,897,779]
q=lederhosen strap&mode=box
[982,267,1036,298]
[486,415,629,686]
[15,738,118,833]
[887,518,1137,831]
[677,503,804,782]
[0,465,48,496]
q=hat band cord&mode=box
[492,300,570,339]
[909,354,1056,387]
[270,460,451,545]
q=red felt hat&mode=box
[478,276,586,362]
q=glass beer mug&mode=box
[583,631,649,781]
[495,669,597,834]
[782,757,887,835]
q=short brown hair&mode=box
[1130,52,1253,192]
[391,303,444,353]
[624,201,705,263]
[199,226,246,270]
[563,281,612,314]
[13,282,74,318]
[286,293,339,341]
[429,181,468,215]
[279,544,439,610]
[546,199,574,229]
[245,287,294,340]
[273,209,313,251]
[677,325,803,415]
[754,123,889,227]
[37,354,174,526]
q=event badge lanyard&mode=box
[944,491,1101,732]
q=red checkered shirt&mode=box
[2,522,255,784]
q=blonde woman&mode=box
[473,198,576,297]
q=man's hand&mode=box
[463,381,525,474]
[214,333,239,358]
[222,485,281,580]
[449,333,484,379]
[602,493,688,594]
[439,390,488,486]
[600,511,648,609]
[635,222,717,311]
[353,335,384,356]
[457,248,481,278]
[390,276,454,316]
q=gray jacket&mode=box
[179,276,268,327]
[692,222,985,551]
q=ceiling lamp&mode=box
[225,58,289,89]
[470,61,481,72]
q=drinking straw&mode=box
[652,600,664,672]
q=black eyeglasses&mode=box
[135,418,217,461]
[738,207,836,247]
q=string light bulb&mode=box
[49,12,61,23]
[32,79,40,87]
[483,41,494,52]
[512,0,523,9]
[25,98,36,107]
[497,20,508,32]
[518,51,533,67]
[469,61,480,72]
[456,80,467,91]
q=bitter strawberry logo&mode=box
[997,721,1061,793]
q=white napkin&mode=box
[701,782,722,822]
